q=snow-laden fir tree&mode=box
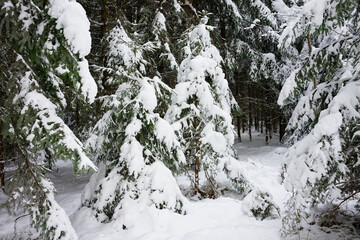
[0,0,97,239]
[150,7,181,88]
[166,15,239,196]
[165,15,279,219]
[82,19,187,228]
[278,0,360,235]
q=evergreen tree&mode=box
[82,19,187,227]
[165,15,279,220]
[150,9,180,88]
[166,15,242,196]
[278,0,360,235]
[0,0,97,238]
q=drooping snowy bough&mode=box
[0,0,97,239]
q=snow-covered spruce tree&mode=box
[278,0,360,235]
[165,15,279,219]
[82,20,187,227]
[150,8,180,88]
[0,0,97,239]
[152,10,178,69]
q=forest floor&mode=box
[0,132,358,239]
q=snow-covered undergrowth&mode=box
[0,133,357,239]
[74,133,287,240]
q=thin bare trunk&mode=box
[237,116,241,142]
[307,31,312,53]
[248,85,252,142]
[279,114,286,142]
[265,115,269,145]
[0,133,4,189]
[194,41,201,193]
[242,115,246,133]
[248,118,252,141]
[235,84,241,142]
[194,98,199,193]
[260,107,264,134]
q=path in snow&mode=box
[235,133,288,209]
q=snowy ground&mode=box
[0,132,357,239]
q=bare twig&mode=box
[14,213,31,237]
[17,146,44,195]
[204,169,220,198]
[327,191,360,217]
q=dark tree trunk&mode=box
[242,116,246,133]
[279,114,287,142]
[237,116,241,142]
[0,133,4,190]
[269,113,273,140]
[194,97,199,193]
[254,101,259,132]
[260,106,264,134]
[265,110,270,145]
[234,81,241,142]
[248,85,252,142]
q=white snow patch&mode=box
[78,59,97,103]
[48,0,91,58]
[121,138,145,178]
[137,78,157,112]
[277,67,300,106]
[201,123,227,153]
[154,12,166,31]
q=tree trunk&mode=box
[269,113,273,140]
[260,107,264,134]
[0,133,4,190]
[194,98,199,193]
[254,101,259,132]
[220,19,226,39]
[234,82,241,142]
[242,115,246,133]
[183,0,196,21]
[102,0,109,37]
[237,116,241,142]
[265,111,270,145]
[248,85,252,142]
[279,114,287,142]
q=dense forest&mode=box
[0,0,359,239]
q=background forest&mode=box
[0,0,359,239]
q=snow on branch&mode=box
[48,0,97,103]
[15,71,97,172]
